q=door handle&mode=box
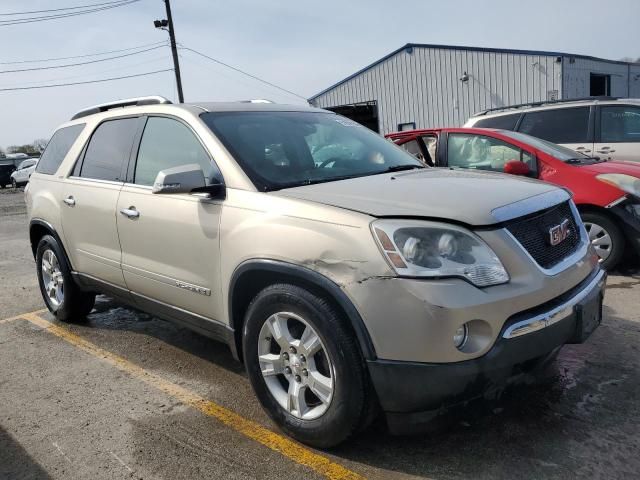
[63,196,75,206]
[120,207,140,219]
[575,147,591,153]
[596,150,616,154]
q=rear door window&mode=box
[79,118,138,182]
[600,106,640,143]
[399,139,424,161]
[36,124,85,175]
[518,107,590,143]
[473,113,520,131]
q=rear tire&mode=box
[36,235,95,322]
[581,212,624,271]
[243,283,373,448]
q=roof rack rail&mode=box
[473,96,621,116]
[237,98,275,104]
[71,96,172,120]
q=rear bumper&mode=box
[367,267,606,434]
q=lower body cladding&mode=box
[360,268,606,434]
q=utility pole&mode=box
[154,0,184,102]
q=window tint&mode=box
[600,106,640,143]
[80,118,138,181]
[36,124,85,175]
[447,134,534,173]
[473,113,520,131]
[518,107,590,143]
[134,117,218,186]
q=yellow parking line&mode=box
[18,311,364,480]
[0,308,47,324]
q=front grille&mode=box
[506,201,582,269]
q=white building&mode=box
[309,43,640,134]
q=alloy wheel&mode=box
[41,249,64,308]
[584,222,612,262]
[257,311,334,420]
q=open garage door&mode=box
[325,101,379,132]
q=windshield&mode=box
[201,111,423,191]
[498,130,590,161]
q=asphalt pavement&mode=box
[1,189,639,480]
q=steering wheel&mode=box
[318,157,346,168]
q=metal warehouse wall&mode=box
[563,58,632,97]
[311,46,563,134]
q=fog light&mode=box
[453,324,468,349]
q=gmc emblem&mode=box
[549,219,571,246]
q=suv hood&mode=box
[274,168,560,226]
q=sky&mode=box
[1,0,639,148]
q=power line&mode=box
[178,45,307,101]
[0,0,139,26]
[0,44,166,74]
[0,56,170,88]
[0,68,173,92]
[0,0,130,16]
[0,41,166,65]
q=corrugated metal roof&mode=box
[309,43,638,101]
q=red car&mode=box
[387,127,640,270]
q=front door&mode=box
[116,116,224,321]
[595,105,640,162]
[60,117,139,287]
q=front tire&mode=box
[581,212,624,271]
[243,283,372,448]
[11,179,17,189]
[36,235,95,322]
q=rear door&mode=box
[116,115,224,321]
[594,104,640,162]
[517,106,594,156]
[61,117,140,287]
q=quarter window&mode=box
[447,134,535,174]
[36,124,85,175]
[600,106,640,143]
[134,117,218,186]
[473,113,520,131]
[518,107,590,143]
[80,118,138,182]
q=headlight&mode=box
[596,173,640,196]
[371,219,509,287]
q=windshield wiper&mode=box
[384,164,425,172]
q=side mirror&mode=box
[504,160,531,176]
[152,164,225,198]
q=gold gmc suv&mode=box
[26,97,605,447]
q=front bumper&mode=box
[611,197,640,253]
[367,267,606,434]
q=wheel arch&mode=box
[29,219,74,271]
[575,203,625,232]
[228,259,377,362]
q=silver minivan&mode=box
[465,97,640,162]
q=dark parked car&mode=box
[0,161,17,189]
